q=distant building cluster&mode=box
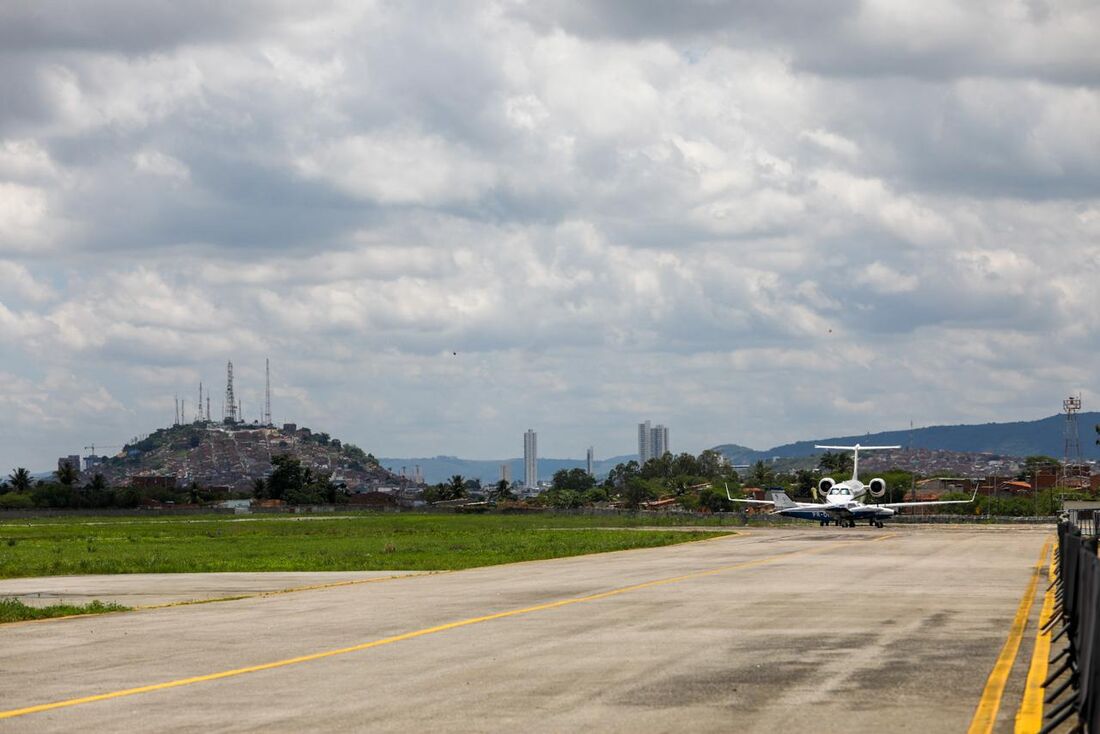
[637,420,670,464]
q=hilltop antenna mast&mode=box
[206,397,211,422]
[198,382,203,423]
[174,396,179,426]
[264,358,272,426]
[225,361,237,423]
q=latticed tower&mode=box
[225,361,237,423]
[1063,395,1083,488]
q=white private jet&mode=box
[727,443,977,528]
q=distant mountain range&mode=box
[386,412,1100,485]
[713,412,1100,465]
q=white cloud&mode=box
[2,1,1100,471]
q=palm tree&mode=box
[447,475,467,501]
[8,468,32,493]
[55,461,78,487]
[87,474,108,493]
[488,479,515,503]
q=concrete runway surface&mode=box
[0,525,1052,732]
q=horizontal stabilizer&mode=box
[814,444,901,451]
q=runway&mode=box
[0,526,1051,732]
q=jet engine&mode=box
[815,477,835,500]
[867,478,886,498]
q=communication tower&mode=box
[225,361,237,423]
[264,358,272,426]
[1063,394,1084,488]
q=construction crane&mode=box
[84,444,124,455]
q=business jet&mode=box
[727,444,977,528]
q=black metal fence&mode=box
[1041,521,1100,732]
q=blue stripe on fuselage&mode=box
[782,510,834,521]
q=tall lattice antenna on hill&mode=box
[206,396,211,422]
[264,358,272,426]
[198,382,203,423]
[225,361,237,423]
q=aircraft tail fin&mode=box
[769,490,796,509]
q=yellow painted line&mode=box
[0,533,892,721]
[1015,541,1058,733]
[968,538,1052,734]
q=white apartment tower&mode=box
[500,463,512,484]
[523,429,538,489]
[638,421,670,464]
[638,421,652,464]
[586,446,594,476]
[652,424,669,458]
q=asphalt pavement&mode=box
[0,525,1052,732]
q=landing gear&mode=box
[875,520,884,529]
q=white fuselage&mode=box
[823,480,867,505]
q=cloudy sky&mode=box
[2,1,1099,471]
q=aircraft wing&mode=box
[729,498,776,506]
[874,490,978,510]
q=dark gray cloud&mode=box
[0,1,315,54]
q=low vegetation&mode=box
[0,514,729,578]
[0,597,128,623]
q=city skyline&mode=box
[1,3,1098,473]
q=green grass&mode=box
[0,597,129,623]
[0,513,732,578]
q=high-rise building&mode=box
[638,421,669,464]
[652,424,669,458]
[586,446,594,476]
[500,463,512,484]
[524,429,538,489]
[637,421,652,464]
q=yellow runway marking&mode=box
[968,537,1052,734]
[1015,543,1058,733]
[0,532,894,721]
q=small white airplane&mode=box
[727,443,977,528]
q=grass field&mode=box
[0,513,731,578]
[0,598,129,623]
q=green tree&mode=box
[55,461,79,487]
[748,460,775,487]
[447,475,468,501]
[268,454,307,501]
[818,451,853,476]
[488,479,516,503]
[252,477,268,499]
[605,460,640,488]
[8,468,32,493]
[697,487,733,512]
[793,469,817,499]
[623,477,657,509]
[697,450,724,477]
[552,468,596,492]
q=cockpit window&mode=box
[841,488,851,496]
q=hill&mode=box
[89,423,399,492]
[713,412,1100,463]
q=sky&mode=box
[1,1,1099,471]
